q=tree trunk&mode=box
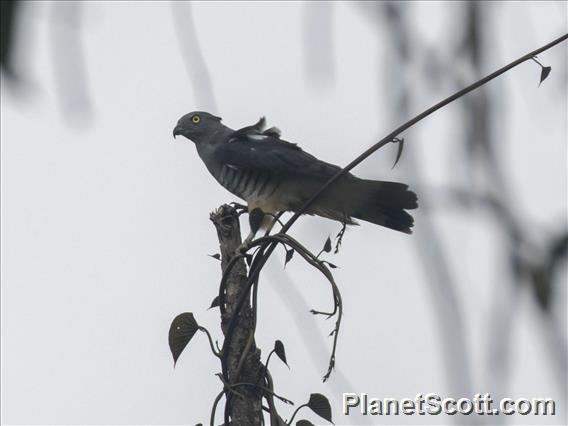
[210,204,262,426]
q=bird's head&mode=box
[173,111,222,143]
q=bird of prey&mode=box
[173,111,418,244]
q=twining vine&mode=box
[168,33,567,425]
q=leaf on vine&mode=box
[169,312,199,366]
[324,261,338,269]
[208,296,220,310]
[334,222,347,254]
[307,393,333,423]
[323,236,332,253]
[285,249,294,267]
[209,253,221,261]
[539,66,551,86]
[296,421,315,426]
[392,137,405,169]
[274,340,289,368]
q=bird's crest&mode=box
[228,117,282,142]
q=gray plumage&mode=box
[173,111,418,234]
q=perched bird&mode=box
[173,111,418,244]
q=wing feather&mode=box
[213,135,343,179]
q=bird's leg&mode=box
[263,212,284,236]
[246,207,265,243]
[237,207,265,254]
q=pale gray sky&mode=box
[1,1,566,425]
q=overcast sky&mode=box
[1,2,567,425]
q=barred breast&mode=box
[218,165,280,208]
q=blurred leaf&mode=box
[307,393,333,423]
[208,296,220,310]
[169,312,199,366]
[532,232,567,311]
[0,1,18,74]
[530,265,550,311]
[285,249,294,267]
[209,253,221,261]
[550,232,568,259]
[245,254,253,267]
[323,261,338,269]
[296,421,315,426]
[539,66,551,86]
[274,340,289,367]
[323,237,332,253]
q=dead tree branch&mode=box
[210,205,263,426]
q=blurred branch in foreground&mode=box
[1,1,93,125]
[379,5,476,421]
[1,0,18,79]
[171,1,218,113]
[50,1,93,129]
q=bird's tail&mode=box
[312,177,418,234]
[350,178,418,233]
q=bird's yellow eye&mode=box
[192,115,201,124]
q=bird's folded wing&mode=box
[213,136,344,178]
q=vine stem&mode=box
[199,327,221,358]
[287,403,309,425]
[210,390,224,426]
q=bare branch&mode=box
[210,205,262,425]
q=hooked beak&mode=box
[173,125,183,138]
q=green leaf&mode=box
[274,340,288,367]
[296,421,315,426]
[323,236,332,253]
[169,313,199,366]
[307,393,333,423]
